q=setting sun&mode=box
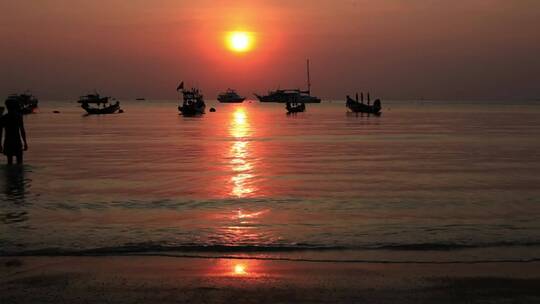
[226,31,254,53]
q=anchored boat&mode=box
[78,93,121,114]
[286,101,306,114]
[346,93,382,115]
[5,92,39,114]
[255,60,321,103]
[218,89,245,103]
[177,82,206,116]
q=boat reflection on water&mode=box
[228,108,257,197]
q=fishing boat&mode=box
[346,93,382,115]
[255,60,321,103]
[78,93,121,114]
[5,92,39,114]
[177,82,206,116]
[286,101,306,114]
[218,89,245,103]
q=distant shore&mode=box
[2,256,539,303]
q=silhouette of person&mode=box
[0,100,28,165]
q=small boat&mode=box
[346,93,382,115]
[218,89,245,103]
[255,59,321,103]
[177,82,206,116]
[5,92,39,114]
[78,93,121,115]
[286,101,306,114]
[135,98,146,101]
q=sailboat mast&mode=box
[307,59,311,94]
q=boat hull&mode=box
[346,97,381,115]
[20,105,38,115]
[179,104,206,116]
[82,102,121,115]
[286,103,306,113]
[255,94,321,103]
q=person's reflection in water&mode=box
[0,100,28,165]
[1,165,29,223]
[4,165,27,201]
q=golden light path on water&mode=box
[229,108,256,197]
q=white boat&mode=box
[218,89,245,103]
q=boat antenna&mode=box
[307,59,311,95]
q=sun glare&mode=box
[226,31,254,53]
[234,264,248,275]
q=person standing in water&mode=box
[0,100,28,165]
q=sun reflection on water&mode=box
[233,263,248,275]
[229,108,256,197]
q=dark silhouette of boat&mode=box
[177,82,206,116]
[285,94,306,113]
[346,93,382,115]
[255,60,321,103]
[218,89,245,103]
[5,92,39,114]
[78,93,121,114]
[286,101,306,114]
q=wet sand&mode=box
[1,256,539,303]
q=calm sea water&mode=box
[1,100,540,262]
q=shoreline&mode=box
[2,256,539,303]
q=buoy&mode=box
[119,109,124,113]
[209,108,216,112]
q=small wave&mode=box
[3,241,540,258]
[364,241,540,251]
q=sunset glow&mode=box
[234,264,247,275]
[226,31,254,53]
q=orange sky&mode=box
[1,0,539,100]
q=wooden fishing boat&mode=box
[78,93,122,115]
[346,93,382,115]
[177,82,206,116]
[286,101,306,113]
[5,92,39,114]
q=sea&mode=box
[1,99,540,263]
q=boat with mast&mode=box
[78,92,122,114]
[5,92,39,114]
[255,60,321,103]
[217,89,245,103]
[177,82,206,116]
[346,92,382,115]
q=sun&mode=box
[226,31,254,53]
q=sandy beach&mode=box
[2,256,539,303]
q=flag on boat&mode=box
[177,81,184,91]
